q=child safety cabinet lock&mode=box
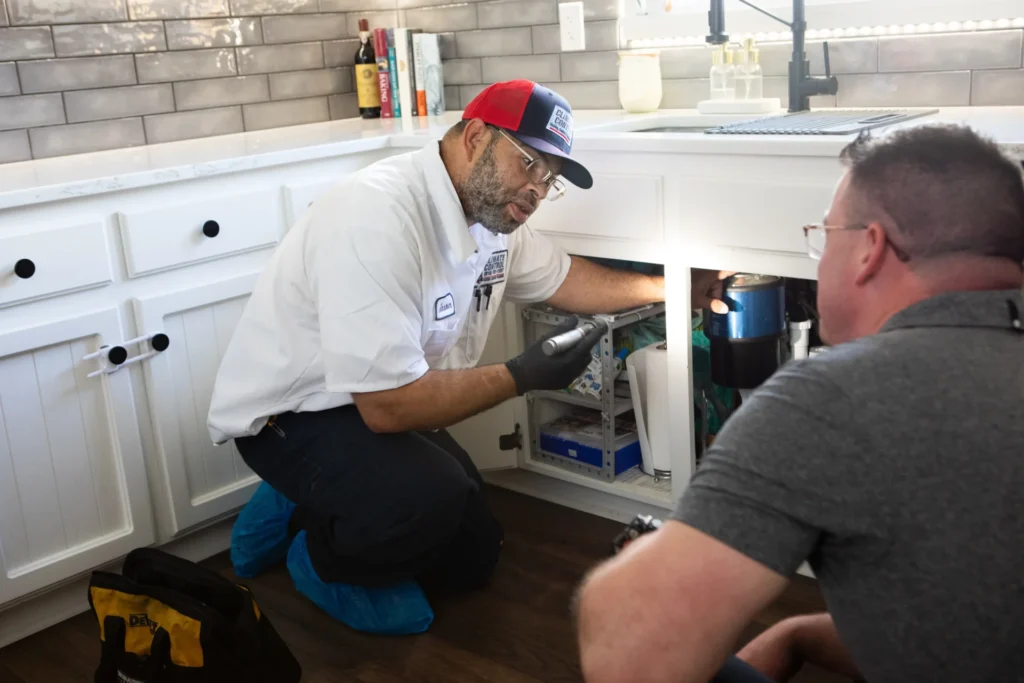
[83,331,170,378]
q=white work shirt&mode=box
[207,142,571,444]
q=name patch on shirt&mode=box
[434,293,456,320]
[477,249,508,286]
[546,106,573,146]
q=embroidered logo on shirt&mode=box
[546,106,573,146]
[476,249,508,286]
[435,293,455,320]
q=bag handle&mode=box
[93,616,173,683]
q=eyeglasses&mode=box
[496,128,567,202]
[803,223,911,262]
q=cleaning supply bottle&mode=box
[709,45,735,100]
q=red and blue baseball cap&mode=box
[462,80,593,190]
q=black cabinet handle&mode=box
[202,220,220,238]
[151,333,170,352]
[14,258,35,279]
[107,346,128,365]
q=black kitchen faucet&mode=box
[707,0,839,112]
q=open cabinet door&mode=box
[447,304,521,471]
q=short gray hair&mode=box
[840,124,1024,263]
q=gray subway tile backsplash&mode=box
[165,18,263,50]
[0,93,64,130]
[127,0,230,20]
[238,42,323,73]
[477,0,555,30]
[242,96,330,130]
[836,71,972,107]
[0,62,20,95]
[7,0,126,24]
[229,0,317,15]
[539,79,618,108]
[442,57,482,85]
[19,55,136,93]
[560,50,616,82]
[659,47,711,79]
[29,118,147,158]
[879,30,1022,73]
[659,78,706,109]
[324,38,359,67]
[755,38,877,77]
[345,10,397,36]
[578,0,617,21]
[531,20,617,54]
[0,26,54,59]
[64,83,175,123]
[262,13,348,43]
[144,105,243,143]
[402,4,475,33]
[971,69,1024,105]
[328,92,359,119]
[52,22,167,57]
[174,74,270,109]
[136,48,237,83]
[0,130,32,163]
[456,27,531,58]
[269,67,350,99]
[444,84,459,109]
[0,0,8,26]
[482,53,558,82]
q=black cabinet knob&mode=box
[202,220,220,238]
[151,333,170,352]
[107,346,128,365]
[14,258,35,279]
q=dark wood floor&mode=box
[0,486,846,683]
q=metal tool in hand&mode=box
[541,321,600,356]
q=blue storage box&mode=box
[539,414,642,475]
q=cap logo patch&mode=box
[546,105,573,146]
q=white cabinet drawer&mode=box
[283,179,337,227]
[117,189,283,277]
[0,221,112,308]
[528,174,664,243]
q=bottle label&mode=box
[355,64,380,108]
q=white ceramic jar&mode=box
[618,50,662,113]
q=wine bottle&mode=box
[354,18,381,119]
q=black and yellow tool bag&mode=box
[87,547,301,683]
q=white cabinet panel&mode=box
[0,221,112,309]
[118,190,283,277]
[0,309,152,606]
[448,305,519,472]
[527,174,664,243]
[133,274,259,535]
[282,179,338,227]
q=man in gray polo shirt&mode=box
[575,124,1024,683]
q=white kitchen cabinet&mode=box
[132,273,260,536]
[0,308,153,606]
[282,179,339,227]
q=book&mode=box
[414,33,446,116]
[386,29,400,117]
[412,32,428,116]
[373,28,392,118]
[394,28,417,118]
[407,28,421,116]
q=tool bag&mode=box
[87,547,301,683]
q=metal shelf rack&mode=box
[523,302,667,483]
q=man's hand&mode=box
[738,613,862,683]
[737,619,804,682]
[691,268,735,314]
[505,316,606,395]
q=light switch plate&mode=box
[559,2,586,52]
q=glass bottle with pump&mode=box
[735,38,763,100]
[354,18,380,118]
[709,45,735,100]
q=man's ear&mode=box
[461,118,493,164]
[853,221,889,286]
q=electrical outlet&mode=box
[559,2,585,52]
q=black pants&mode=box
[235,405,504,591]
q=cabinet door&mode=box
[133,274,260,536]
[447,305,519,471]
[0,309,153,606]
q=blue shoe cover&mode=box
[286,531,433,635]
[231,481,297,578]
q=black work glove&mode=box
[505,316,608,396]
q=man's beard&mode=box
[459,142,537,235]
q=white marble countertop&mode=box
[1,107,1021,211]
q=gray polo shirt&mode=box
[674,288,1024,683]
